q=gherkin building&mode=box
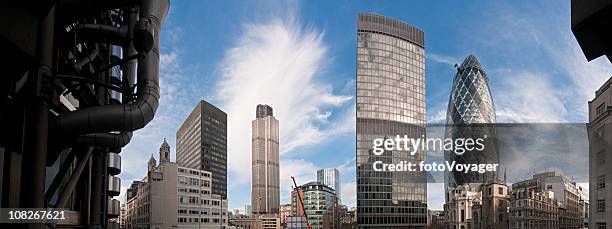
[444,54,499,190]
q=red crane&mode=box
[291,176,312,229]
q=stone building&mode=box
[509,179,559,229]
[124,139,228,228]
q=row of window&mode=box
[178,176,211,187]
[178,195,222,206]
[177,217,224,224]
[177,207,222,215]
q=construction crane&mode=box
[291,176,312,229]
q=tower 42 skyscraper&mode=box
[356,13,427,227]
[252,104,280,214]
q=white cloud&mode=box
[216,15,352,185]
[341,182,356,207]
[427,183,445,210]
[279,159,318,204]
[494,71,567,123]
[427,53,460,66]
[119,40,195,203]
[427,108,447,123]
[481,1,612,123]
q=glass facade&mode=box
[296,182,337,229]
[356,13,427,227]
[444,54,498,189]
[317,168,341,203]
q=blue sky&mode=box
[119,0,612,211]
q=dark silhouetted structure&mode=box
[0,0,170,228]
[572,0,612,62]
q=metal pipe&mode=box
[52,0,170,136]
[20,5,54,211]
[56,147,93,209]
[123,7,138,90]
[44,148,76,203]
[90,148,103,225]
[75,24,127,44]
[73,46,99,72]
[75,132,132,151]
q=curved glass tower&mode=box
[356,13,427,227]
[444,54,498,189]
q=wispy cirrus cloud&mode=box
[481,1,612,123]
[215,10,353,187]
[427,53,460,67]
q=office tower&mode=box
[245,205,253,216]
[588,77,612,229]
[124,140,228,228]
[445,54,498,189]
[356,13,427,227]
[176,100,228,199]
[251,104,280,214]
[290,186,305,219]
[317,168,341,202]
[291,182,337,229]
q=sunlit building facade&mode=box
[317,168,341,203]
[251,104,280,214]
[176,100,228,199]
[356,13,427,227]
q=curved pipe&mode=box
[52,0,169,136]
[76,132,132,150]
[75,24,127,45]
[73,46,98,72]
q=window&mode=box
[498,187,504,195]
[178,176,187,184]
[598,151,606,165]
[598,199,606,213]
[598,175,606,189]
[598,222,607,229]
[178,196,187,204]
[546,185,552,190]
[597,103,606,116]
[189,178,199,186]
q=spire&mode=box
[159,138,170,163]
[148,154,157,172]
[503,168,507,184]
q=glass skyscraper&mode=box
[444,54,498,189]
[317,168,341,203]
[356,13,427,227]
